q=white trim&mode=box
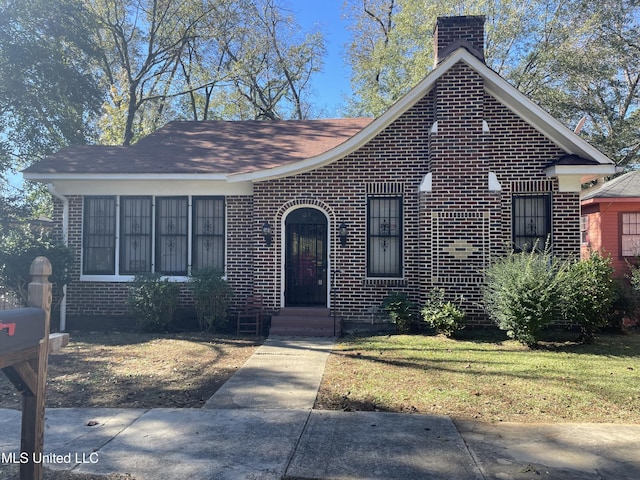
[23,173,228,181]
[79,274,189,283]
[488,172,502,192]
[545,164,617,190]
[31,179,253,196]
[279,205,332,309]
[47,184,69,330]
[419,173,432,192]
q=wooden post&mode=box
[20,256,52,480]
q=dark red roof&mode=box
[24,119,373,175]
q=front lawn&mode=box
[0,331,262,409]
[315,331,640,423]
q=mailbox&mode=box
[0,308,46,356]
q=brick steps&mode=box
[269,308,339,337]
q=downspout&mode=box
[47,184,68,331]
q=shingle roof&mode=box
[582,171,640,200]
[23,119,373,175]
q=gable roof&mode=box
[582,171,640,201]
[230,48,615,183]
[24,48,615,184]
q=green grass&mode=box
[315,331,640,423]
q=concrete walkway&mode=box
[1,336,640,479]
[203,336,335,410]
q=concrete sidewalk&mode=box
[1,336,640,479]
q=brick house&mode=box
[581,171,640,276]
[24,16,615,334]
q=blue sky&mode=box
[294,0,353,117]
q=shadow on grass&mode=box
[65,330,263,349]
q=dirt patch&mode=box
[0,331,263,409]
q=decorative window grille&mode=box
[156,197,188,275]
[83,196,116,274]
[192,197,225,270]
[83,195,225,276]
[512,194,551,252]
[367,196,403,277]
[120,197,152,274]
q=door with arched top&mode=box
[285,208,327,306]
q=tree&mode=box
[344,0,640,165]
[92,0,326,144]
[0,0,102,180]
[176,0,325,121]
[89,0,219,145]
[222,0,325,120]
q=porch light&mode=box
[262,221,273,247]
[339,222,348,247]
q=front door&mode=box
[285,208,327,306]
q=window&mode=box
[156,197,188,275]
[83,196,116,274]
[580,216,589,245]
[368,196,402,277]
[512,194,551,252]
[621,213,640,257]
[120,197,152,274]
[192,197,225,270]
[82,196,225,276]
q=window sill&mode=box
[80,275,189,283]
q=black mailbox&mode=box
[0,308,46,356]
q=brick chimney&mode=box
[434,16,485,66]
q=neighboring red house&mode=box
[581,171,640,276]
[23,16,616,334]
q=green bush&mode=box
[0,225,74,307]
[483,248,565,347]
[128,273,180,332]
[421,288,466,337]
[189,268,233,331]
[559,252,615,343]
[382,292,416,333]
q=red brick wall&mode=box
[582,201,640,277]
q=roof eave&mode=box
[544,164,618,192]
[474,56,614,166]
[23,172,229,182]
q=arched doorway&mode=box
[284,208,328,306]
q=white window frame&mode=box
[621,212,640,257]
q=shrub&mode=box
[483,248,565,347]
[559,252,615,343]
[381,292,416,333]
[0,225,74,307]
[189,268,233,331]
[421,288,466,337]
[128,273,180,332]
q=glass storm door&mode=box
[285,208,328,306]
